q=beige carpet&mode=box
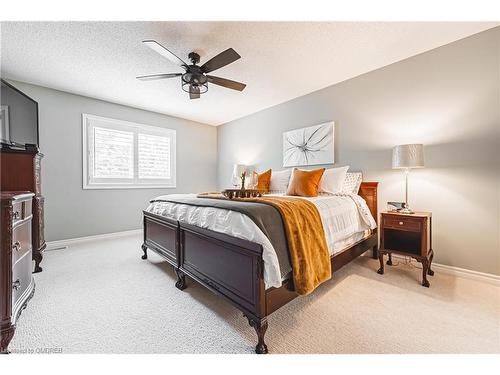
[9,234,500,354]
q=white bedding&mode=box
[146,193,377,289]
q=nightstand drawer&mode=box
[383,217,421,232]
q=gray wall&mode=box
[8,81,217,241]
[218,28,500,275]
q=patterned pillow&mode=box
[318,166,349,194]
[342,172,362,194]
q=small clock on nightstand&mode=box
[378,211,434,287]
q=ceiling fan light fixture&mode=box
[181,81,208,94]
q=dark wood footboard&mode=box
[179,222,266,320]
[142,182,379,353]
[142,213,179,267]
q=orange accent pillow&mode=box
[256,169,272,193]
[286,168,325,197]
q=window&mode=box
[82,114,176,189]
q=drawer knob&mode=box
[13,211,20,220]
[13,279,21,290]
[13,241,21,252]
[399,221,404,225]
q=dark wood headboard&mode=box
[359,182,378,220]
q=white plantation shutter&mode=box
[83,114,176,189]
[94,127,134,179]
[138,133,171,179]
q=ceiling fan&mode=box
[137,40,246,99]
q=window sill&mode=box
[82,184,176,190]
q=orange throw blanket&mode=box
[245,196,331,295]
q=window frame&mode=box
[82,113,176,190]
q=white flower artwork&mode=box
[283,122,334,167]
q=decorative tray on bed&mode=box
[222,189,263,199]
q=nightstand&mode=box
[378,211,434,287]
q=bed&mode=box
[141,182,378,353]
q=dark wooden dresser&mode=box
[1,192,36,353]
[378,211,434,287]
[0,149,45,273]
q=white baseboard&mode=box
[367,252,500,286]
[430,262,500,286]
[46,229,142,250]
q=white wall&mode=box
[8,81,217,241]
[217,28,500,275]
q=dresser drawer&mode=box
[12,252,33,309]
[12,201,23,224]
[12,199,32,226]
[12,220,32,265]
[383,216,421,232]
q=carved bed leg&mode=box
[386,253,393,266]
[141,244,148,260]
[427,250,435,276]
[421,259,430,287]
[175,269,187,290]
[33,250,43,273]
[247,317,268,354]
[377,251,384,274]
[371,245,378,259]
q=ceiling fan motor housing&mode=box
[188,52,201,64]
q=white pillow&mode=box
[318,166,349,194]
[269,169,292,193]
[342,172,362,194]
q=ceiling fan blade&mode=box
[136,73,182,81]
[142,40,189,69]
[206,75,246,91]
[189,85,200,100]
[201,48,241,73]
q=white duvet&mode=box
[146,193,377,289]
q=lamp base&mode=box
[399,207,414,214]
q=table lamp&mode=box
[392,144,424,214]
[232,164,247,189]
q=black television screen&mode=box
[0,79,39,148]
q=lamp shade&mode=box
[231,164,256,188]
[232,164,247,178]
[392,144,424,169]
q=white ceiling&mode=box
[1,22,497,126]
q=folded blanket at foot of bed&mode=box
[239,195,331,295]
